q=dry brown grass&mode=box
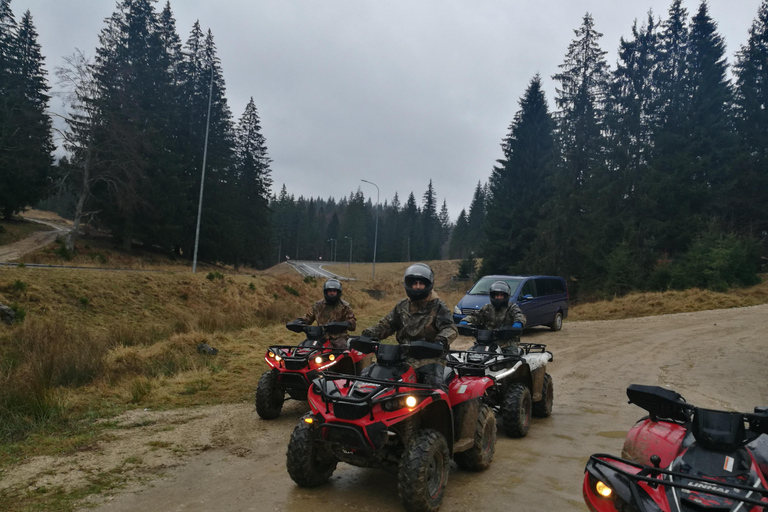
[569,274,768,321]
[1,258,766,443]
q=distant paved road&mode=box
[286,260,354,281]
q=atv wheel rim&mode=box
[427,451,445,498]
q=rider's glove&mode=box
[458,320,469,325]
[512,322,523,328]
[435,336,449,348]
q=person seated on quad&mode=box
[460,280,526,350]
[297,278,356,349]
[361,263,458,388]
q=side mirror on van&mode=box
[520,294,533,301]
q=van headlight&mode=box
[453,305,461,315]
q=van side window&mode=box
[520,280,535,297]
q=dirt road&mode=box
[0,213,70,262]
[6,305,766,511]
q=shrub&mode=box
[53,242,73,261]
[12,279,27,292]
[10,303,26,323]
[457,256,476,279]
[303,276,317,285]
[248,282,256,291]
[669,233,761,292]
[603,242,641,297]
[206,271,224,281]
[284,284,300,296]
[79,296,89,309]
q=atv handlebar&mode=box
[285,320,351,337]
[457,324,523,343]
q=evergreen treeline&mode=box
[269,181,452,265]
[1,0,273,268]
[480,1,768,296]
[2,0,767,290]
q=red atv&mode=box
[255,320,371,419]
[583,384,768,512]
[286,337,497,512]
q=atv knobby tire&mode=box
[255,370,284,419]
[454,403,496,471]
[532,373,553,418]
[501,383,532,438]
[286,419,337,487]
[398,429,450,512]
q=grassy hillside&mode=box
[1,258,766,456]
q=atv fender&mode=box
[449,376,494,404]
[419,400,454,455]
[621,417,687,467]
[452,398,483,450]
[531,367,546,402]
[504,364,533,397]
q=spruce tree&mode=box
[733,0,768,236]
[482,75,556,275]
[0,8,53,218]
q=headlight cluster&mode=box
[267,351,282,361]
[453,305,461,315]
[312,353,339,370]
[381,395,419,412]
[595,480,612,498]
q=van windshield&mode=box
[467,277,522,296]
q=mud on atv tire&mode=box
[398,429,450,512]
[255,370,284,420]
[532,373,553,418]
[454,403,496,471]
[501,383,532,438]
[286,419,337,487]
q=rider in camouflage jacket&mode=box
[362,263,457,371]
[299,279,356,349]
[462,280,526,349]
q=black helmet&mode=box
[404,263,434,301]
[489,280,511,310]
[323,278,342,304]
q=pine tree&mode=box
[0,8,53,218]
[466,181,486,251]
[421,180,441,259]
[449,208,470,259]
[546,12,611,280]
[232,97,273,266]
[482,75,556,275]
[732,0,768,236]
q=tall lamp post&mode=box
[192,60,215,274]
[344,236,353,273]
[360,179,379,280]
[327,238,336,262]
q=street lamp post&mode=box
[327,238,336,263]
[192,61,215,274]
[344,236,353,273]
[360,179,379,280]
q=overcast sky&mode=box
[10,0,764,220]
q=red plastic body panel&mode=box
[622,418,687,468]
[447,375,493,406]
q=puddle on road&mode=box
[595,431,627,439]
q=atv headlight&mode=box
[595,480,612,498]
[405,396,417,408]
[274,355,282,362]
[315,356,323,364]
[328,354,335,361]
[268,351,275,358]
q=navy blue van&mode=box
[452,275,569,330]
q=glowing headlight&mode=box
[405,396,417,408]
[274,355,282,362]
[595,481,612,498]
[304,417,314,424]
[268,351,275,358]
[315,356,323,364]
[329,354,336,361]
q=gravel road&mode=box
[25,304,764,511]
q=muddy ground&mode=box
[4,304,767,511]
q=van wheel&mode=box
[549,312,563,331]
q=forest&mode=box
[1,0,767,296]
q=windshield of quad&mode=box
[468,277,522,296]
